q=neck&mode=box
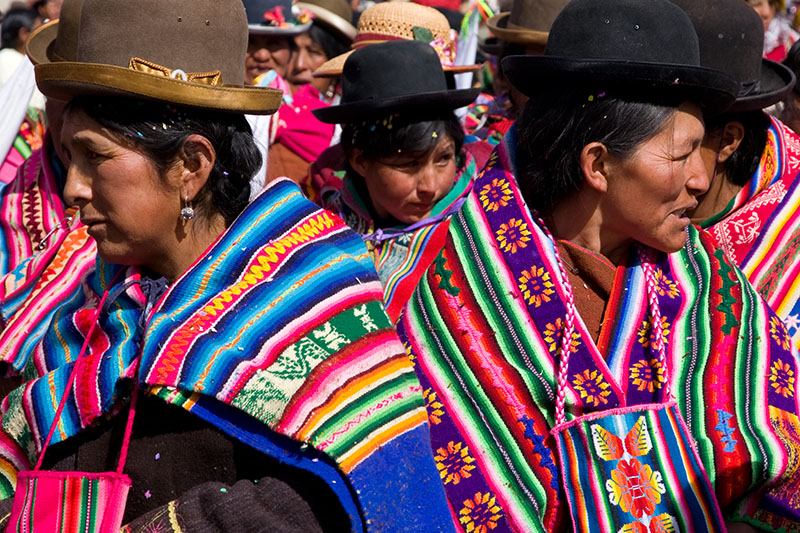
[689,167,743,224]
[149,213,227,282]
[548,188,632,266]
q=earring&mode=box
[325,82,336,101]
[180,193,195,221]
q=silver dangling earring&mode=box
[325,81,336,101]
[180,193,195,221]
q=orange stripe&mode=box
[339,410,427,473]
[296,356,411,439]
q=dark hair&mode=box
[516,86,679,213]
[1,7,37,50]
[785,40,800,96]
[307,24,350,61]
[65,96,261,226]
[706,110,769,187]
[341,111,465,163]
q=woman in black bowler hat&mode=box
[394,0,800,531]
[313,39,481,322]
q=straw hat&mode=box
[313,41,480,123]
[32,0,283,115]
[502,0,738,115]
[296,0,356,43]
[313,2,480,78]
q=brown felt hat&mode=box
[485,0,570,49]
[32,0,282,115]
[296,0,356,43]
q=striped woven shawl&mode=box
[397,130,800,531]
[0,178,452,531]
[322,152,476,321]
[703,115,800,353]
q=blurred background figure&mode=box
[265,0,355,182]
[243,0,311,85]
[0,6,40,90]
[781,39,800,132]
[747,0,798,60]
[29,0,60,22]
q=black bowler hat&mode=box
[313,40,480,124]
[501,0,739,114]
[670,0,795,112]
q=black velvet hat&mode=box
[243,0,312,35]
[670,0,795,112]
[313,40,480,123]
[501,0,739,114]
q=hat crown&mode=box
[73,0,247,85]
[354,3,450,43]
[340,40,446,107]
[545,0,700,66]
[49,0,85,61]
[243,0,303,29]
[507,0,570,33]
[670,0,763,87]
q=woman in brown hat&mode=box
[0,0,453,530]
[312,40,480,322]
[396,0,800,530]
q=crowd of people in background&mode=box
[0,0,799,531]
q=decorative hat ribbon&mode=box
[128,57,223,85]
[411,26,457,68]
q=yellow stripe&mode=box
[338,409,428,473]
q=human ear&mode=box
[579,142,610,193]
[177,134,216,201]
[347,149,371,179]
[715,121,745,165]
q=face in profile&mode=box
[245,34,293,84]
[600,101,709,254]
[60,109,183,270]
[351,134,458,225]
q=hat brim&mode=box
[486,12,548,46]
[296,2,356,42]
[731,59,796,112]
[313,47,482,78]
[248,21,312,36]
[502,56,738,115]
[25,18,58,66]
[35,62,283,114]
[478,36,503,56]
[312,87,480,123]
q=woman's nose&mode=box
[63,165,91,208]
[686,151,711,196]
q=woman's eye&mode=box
[437,152,455,165]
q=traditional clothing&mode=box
[0,132,70,280]
[0,179,453,531]
[701,115,800,353]
[321,151,476,321]
[396,130,800,531]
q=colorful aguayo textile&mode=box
[702,115,800,352]
[321,152,476,321]
[0,132,70,279]
[397,132,800,531]
[0,179,453,532]
[0,110,45,186]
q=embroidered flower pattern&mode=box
[629,358,666,393]
[518,266,556,307]
[653,268,679,299]
[572,369,612,407]
[423,388,445,425]
[479,178,513,212]
[606,458,666,519]
[459,492,503,533]
[770,316,792,351]
[495,218,531,254]
[435,441,476,485]
[770,360,796,398]
[543,318,581,354]
[637,316,670,348]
